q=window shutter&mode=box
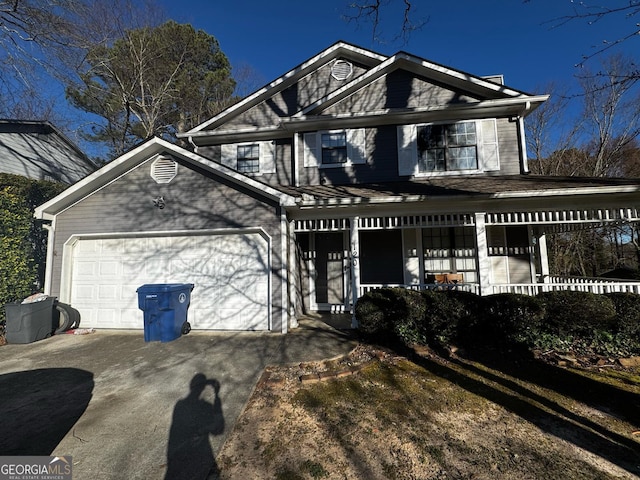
[397,125,417,176]
[478,119,500,171]
[303,132,319,168]
[221,144,237,169]
[346,128,367,164]
[260,141,276,173]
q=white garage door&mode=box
[68,233,270,330]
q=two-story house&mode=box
[34,42,640,333]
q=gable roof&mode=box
[180,42,548,143]
[182,41,387,136]
[34,137,296,220]
[0,119,96,184]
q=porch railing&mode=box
[359,283,480,296]
[359,278,640,297]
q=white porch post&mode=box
[280,210,289,334]
[475,212,492,296]
[538,230,550,283]
[350,216,360,328]
[288,219,299,328]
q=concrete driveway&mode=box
[0,316,357,479]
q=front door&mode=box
[314,232,346,311]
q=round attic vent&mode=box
[151,155,178,184]
[331,59,353,81]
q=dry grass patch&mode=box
[217,345,640,479]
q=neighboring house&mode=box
[34,42,640,333]
[0,119,96,184]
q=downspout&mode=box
[187,135,199,154]
[42,221,55,295]
[518,101,531,174]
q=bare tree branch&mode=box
[540,1,640,66]
[343,0,428,44]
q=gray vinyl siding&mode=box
[50,157,284,331]
[197,139,293,187]
[222,61,370,130]
[496,117,521,175]
[324,69,479,115]
[195,144,220,162]
[296,119,521,186]
[299,127,398,186]
[0,131,95,183]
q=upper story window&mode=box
[418,122,478,172]
[221,141,276,175]
[398,119,499,177]
[237,144,260,173]
[321,132,347,164]
[303,128,366,168]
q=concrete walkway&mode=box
[0,315,357,479]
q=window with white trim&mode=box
[398,119,500,176]
[221,141,276,175]
[321,132,347,164]
[303,128,366,168]
[418,122,477,172]
[237,144,260,173]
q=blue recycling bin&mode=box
[136,284,194,342]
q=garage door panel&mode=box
[69,233,269,331]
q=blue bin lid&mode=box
[136,283,194,293]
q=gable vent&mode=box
[151,156,178,184]
[331,59,353,81]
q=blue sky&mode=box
[160,0,639,97]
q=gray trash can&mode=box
[4,297,56,344]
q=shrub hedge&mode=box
[354,287,640,356]
[0,174,65,324]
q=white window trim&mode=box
[397,119,500,177]
[303,128,367,169]
[221,140,276,175]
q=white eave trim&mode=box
[35,137,296,220]
[281,96,550,130]
[295,53,534,117]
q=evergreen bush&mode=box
[480,293,545,347]
[536,291,616,339]
[0,174,65,324]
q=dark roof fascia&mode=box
[180,41,387,137]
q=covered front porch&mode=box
[292,206,640,316]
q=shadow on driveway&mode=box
[0,368,94,455]
[165,373,225,480]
